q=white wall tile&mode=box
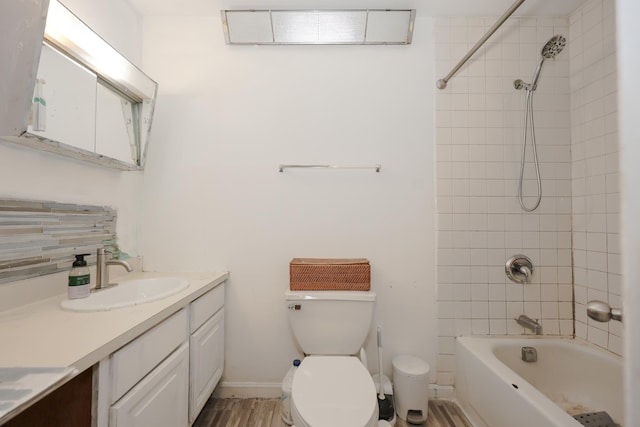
[489,319,507,334]
[434,7,621,385]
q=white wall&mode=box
[60,0,143,66]
[0,0,144,283]
[434,16,572,385]
[139,15,437,388]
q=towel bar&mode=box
[278,164,381,172]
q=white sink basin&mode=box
[60,277,189,312]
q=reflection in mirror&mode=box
[28,43,97,153]
[96,82,136,164]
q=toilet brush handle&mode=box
[377,326,385,399]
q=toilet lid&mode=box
[292,356,377,427]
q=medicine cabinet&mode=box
[0,0,157,171]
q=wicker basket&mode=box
[289,258,370,291]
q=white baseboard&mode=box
[430,384,455,399]
[212,381,455,400]
[213,381,282,399]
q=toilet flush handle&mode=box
[288,304,301,310]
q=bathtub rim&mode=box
[455,335,623,427]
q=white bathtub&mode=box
[455,337,623,427]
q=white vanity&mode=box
[102,281,225,426]
[0,271,228,426]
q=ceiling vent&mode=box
[221,9,415,45]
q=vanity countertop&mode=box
[0,271,228,372]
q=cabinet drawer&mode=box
[190,283,224,332]
[189,308,224,423]
[110,309,188,404]
[110,343,189,427]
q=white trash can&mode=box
[392,355,430,424]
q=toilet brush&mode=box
[376,326,395,421]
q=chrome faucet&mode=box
[95,248,133,290]
[516,314,542,335]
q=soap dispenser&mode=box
[68,254,91,299]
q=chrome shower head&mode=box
[523,35,566,91]
[541,35,566,59]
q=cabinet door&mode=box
[189,308,224,423]
[110,343,189,427]
[111,309,188,404]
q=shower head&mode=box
[525,35,566,91]
[541,35,566,59]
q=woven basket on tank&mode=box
[289,258,370,291]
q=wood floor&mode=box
[193,397,473,427]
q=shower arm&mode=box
[514,57,545,92]
[436,0,525,90]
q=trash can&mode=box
[392,355,430,424]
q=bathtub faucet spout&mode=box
[516,314,542,335]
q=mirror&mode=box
[28,44,97,153]
[0,0,157,170]
[95,82,137,164]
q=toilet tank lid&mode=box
[284,290,376,302]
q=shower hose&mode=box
[518,89,542,212]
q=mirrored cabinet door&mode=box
[0,0,157,171]
[95,82,137,164]
[28,44,97,153]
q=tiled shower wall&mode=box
[569,0,622,355]
[434,16,572,386]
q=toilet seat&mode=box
[291,356,379,427]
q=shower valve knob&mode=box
[506,255,534,284]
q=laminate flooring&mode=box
[193,397,473,427]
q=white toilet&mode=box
[285,290,379,427]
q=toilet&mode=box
[285,290,379,427]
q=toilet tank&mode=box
[285,290,376,355]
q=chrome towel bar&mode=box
[279,164,381,172]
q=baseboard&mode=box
[213,381,454,400]
[212,381,282,399]
[430,384,455,399]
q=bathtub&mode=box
[455,337,623,427]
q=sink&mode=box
[60,277,189,312]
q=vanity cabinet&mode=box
[96,282,226,427]
[108,309,189,427]
[110,343,189,427]
[189,285,225,424]
[110,309,188,404]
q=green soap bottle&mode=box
[68,254,91,299]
